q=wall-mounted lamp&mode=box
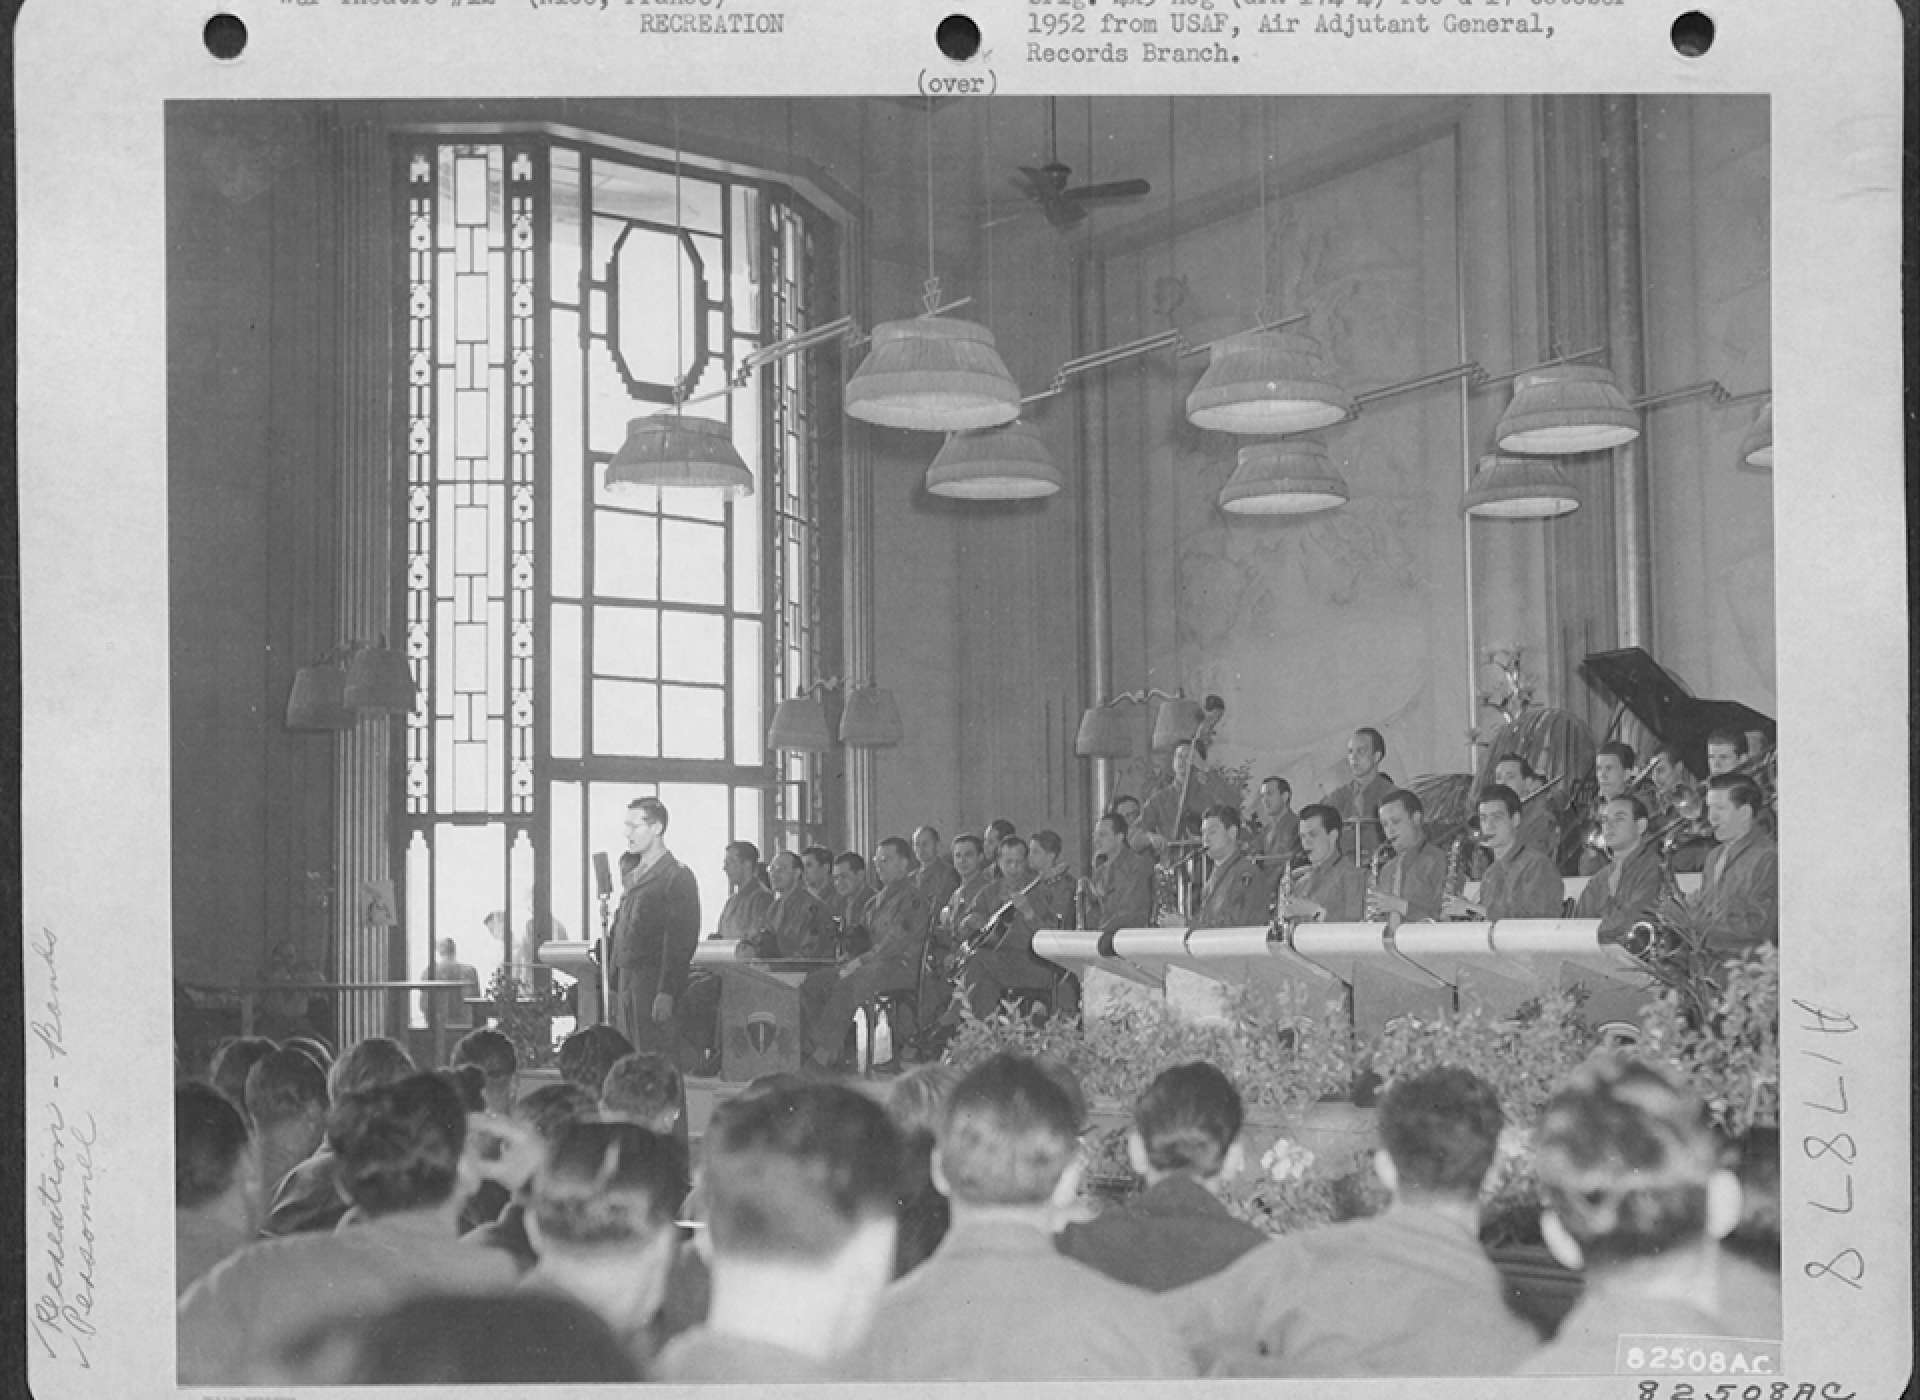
[286,638,416,731]
[767,677,906,753]
[1461,454,1582,519]
[926,419,1063,500]
[1074,688,1209,758]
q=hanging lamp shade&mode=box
[844,317,1022,432]
[767,693,834,753]
[1186,330,1352,435]
[926,421,1063,500]
[1150,696,1207,752]
[286,664,353,731]
[839,686,904,748]
[1219,437,1350,516]
[1462,454,1582,519]
[1074,705,1133,758]
[606,413,753,496]
[1494,365,1640,454]
[1738,402,1773,469]
[344,643,417,713]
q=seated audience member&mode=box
[463,1081,600,1273]
[1445,785,1564,922]
[652,1083,903,1383]
[1167,1066,1536,1376]
[177,1073,519,1385]
[451,1027,519,1118]
[601,1050,692,1164]
[1571,795,1665,942]
[1279,804,1366,924]
[1521,1056,1780,1374]
[1690,773,1779,951]
[886,1063,962,1277]
[857,1054,1194,1381]
[557,1024,636,1095]
[210,1036,278,1109]
[1057,1062,1266,1291]
[292,1292,640,1385]
[266,1036,415,1237]
[177,1081,262,1295]
[245,1048,330,1207]
[520,1119,687,1372]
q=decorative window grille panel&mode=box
[397,133,833,1012]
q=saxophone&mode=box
[1363,841,1393,922]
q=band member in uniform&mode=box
[832,852,879,958]
[1280,804,1366,925]
[1327,728,1394,865]
[1026,831,1078,931]
[1365,789,1446,930]
[1191,807,1267,929]
[1492,755,1558,862]
[945,834,1001,963]
[1688,774,1778,952]
[1253,776,1301,870]
[800,845,841,926]
[608,798,703,1058]
[1444,786,1564,922]
[1080,811,1155,934]
[1704,729,1748,777]
[948,835,1070,1022]
[715,841,775,943]
[1577,743,1639,876]
[737,850,834,962]
[1133,741,1211,857]
[799,838,932,1070]
[1112,794,1143,831]
[912,825,962,911]
[981,819,1016,872]
[1571,795,1664,942]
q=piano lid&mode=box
[1581,647,1775,771]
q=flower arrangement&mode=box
[1368,990,1600,1131]
[1637,943,1779,1139]
[487,966,568,1070]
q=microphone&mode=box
[593,852,613,900]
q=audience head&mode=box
[329,1072,471,1218]
[557,1025,634,1094]
[450,1028,519,1116]
[328,1036,415,1102]
[513,1081,598,1146]
[600,1051,685,1138]
[285,1035,334,1074]
[312,1292,641,1385]
[701,1084,901,1350]
[443,1064,489,1114]
[938,1054,1082,1210]
[1535,1056,1738,1273]
[527,1119,684,1315]
[1376,1066,1504,1206]
[210,1036,278,1110]
[1129,1062,1245,1184]
[246,1047,330,1140]
[886,1063,962,1140]
[176,1079,259,1221]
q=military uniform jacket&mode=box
[610,851,703,1003]
[1194,849,1269,929]
[1087,847,1155,932]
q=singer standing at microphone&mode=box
[609,797,702,1061]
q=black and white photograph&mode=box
[16,3,1909,1396]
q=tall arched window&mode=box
[396,133,838,1003]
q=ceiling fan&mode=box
[1009,98,1151,231]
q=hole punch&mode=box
[1670,11,1714,57]
[204,13,248,61]
[936,13,982,61]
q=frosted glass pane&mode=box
[662,684,725,760]
[595,605,659,680]
[661,611,723,684]
[732,619,762,763]
[548,780,585,948]
[551,603,582,759]
[549,150,583,306]
[655,782,732,925]
[594,510,658,599]
[612,226,696,391]
[730,469,761,607]
[733,787,763,847]
[431,822,506,1006]
[549,310,584,598]
[661,481,724,523]
[730,185,759,334]
[593,679,658,757]
[660,519,724,605]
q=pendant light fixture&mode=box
[1461,454,1582,519]
[1219,437,1350,516]
[839,684,904,748]
[1737,401,1773,469]
[846,98,1021,432]
[766,688,835,752]
[344,637,418,712]
[1188,97,1352,435]
[285,654,353,731]
[607,109,753,496]
[924,104,1061,501]
[1494,363,1639,454]
[1073,704,1133,759]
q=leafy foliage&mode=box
[1368,990,1600,1130]
[487,967,567,1070]
[1637,944,1779,1138]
